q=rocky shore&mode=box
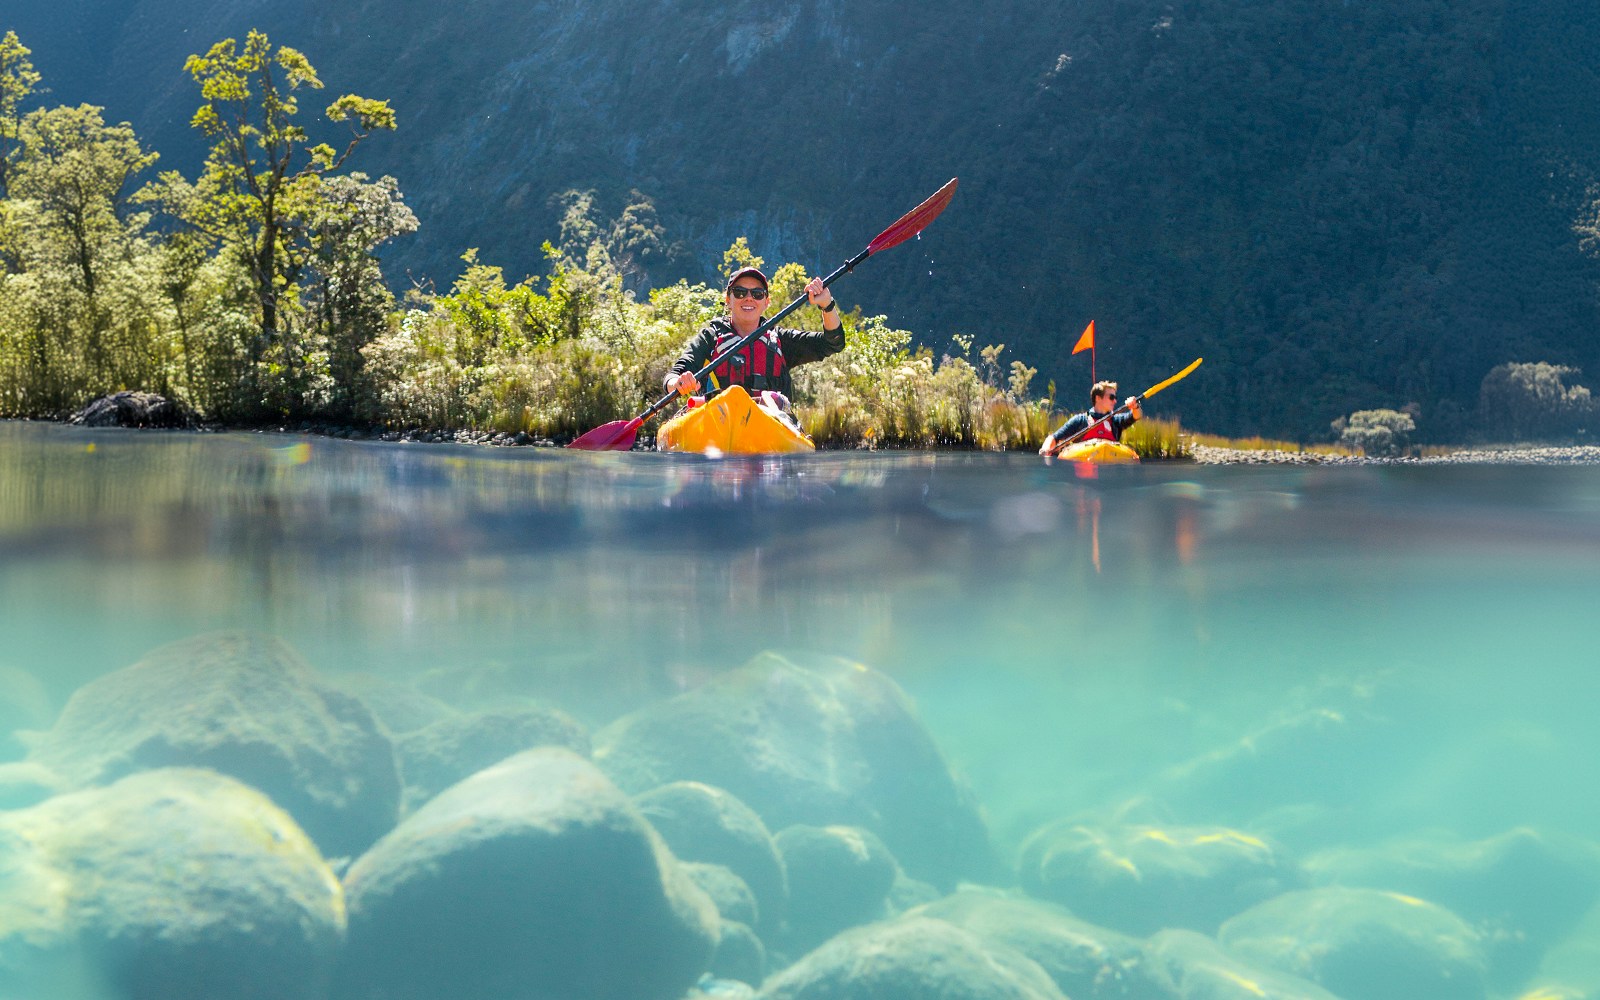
[57,393,1600,461]
[1190,443,1600,466]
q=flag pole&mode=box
[1072,320,1096,385]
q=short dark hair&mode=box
[1091,380,1118,402]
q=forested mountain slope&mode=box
[8,0,1600,439]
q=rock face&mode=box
[22,631,401,859]
[337,747,719,1000]
[0,768,345,1000]
[68,391,195,428]
[595,652,998,889]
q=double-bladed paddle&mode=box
[569,178,960,451]
[1044,357,1203,458]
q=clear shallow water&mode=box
[4,422,1600,991]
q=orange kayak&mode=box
[656,385,815,455]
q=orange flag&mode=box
[1072,320,1095,355]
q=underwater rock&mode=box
[0,759,62,809]
[337,747,719,1000]
[635,780,788,934]
[22,631,401,859]
[1017,821,1305,936]
[595,651,999,889]
[683,861,761,928]
[395,703,592,813]
[68,390,196,428]
[775,823,900,955]
[1306,826,1600,990]
[0,663,52,760]
[338,676,458,735]
[1526,898,1600,1000]
[1217,886,1489,1000]
[886,870,943,914]
[911,888,1157,1000]
[1143,929,1342,1000]
[0,768,344,1000]
[709,919,766,985]
[756,916,1066,1000]
[691,975,759,1000]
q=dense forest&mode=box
[5,0,1600,442]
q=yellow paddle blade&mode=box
[1143,358,1202,399]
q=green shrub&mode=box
[1332,408,1415,456]
[1477,361,1593,441]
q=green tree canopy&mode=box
[168,29,398,412]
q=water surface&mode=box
[3,421,1599,989]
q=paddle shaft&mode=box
[635,248,868,426]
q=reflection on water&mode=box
[4,421,1600,996]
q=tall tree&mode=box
[175,29,396,413]
[2,103,161,408]
[0,30,41,199]
[301,172,418,418]
[0,30,43,277]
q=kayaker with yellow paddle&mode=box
[663,266,846,419]
[1039,358,1203,462]
[1039,381,1142,457]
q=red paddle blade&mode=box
[567,417,641,451]
[865,178,958,255]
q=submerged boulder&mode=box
[1305,826,1600,989]
[776,823,900,955]
[395,703,591,812]
[337,747,719,1000]
[682,861,761,928]
[912,888,1155,1000]
[0,768,345,1000]
[1217,886,1489,1000]
[635,781,788,935]
[22,631,401,859]
[1143,929,1342,1000]
[0,663,51,760]
[595,652,998,889]
[757,916,1066,1000]
[1017,821,1305,935]
[338,676,458,735]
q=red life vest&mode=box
[1079,412,1117,442]
[708,325,788,392]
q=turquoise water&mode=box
[4,421,1600,996]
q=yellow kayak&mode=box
[1054,439,1140,463]
[656,385,815,454]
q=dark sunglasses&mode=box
[728,286,769,300]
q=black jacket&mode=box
[669,316,845,399]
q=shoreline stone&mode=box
[1190,443,1600,465]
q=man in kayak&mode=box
[662,266,845,414]
[1039,381,1143,456]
